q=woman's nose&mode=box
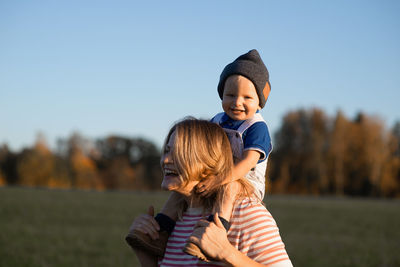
[162,151,172,164]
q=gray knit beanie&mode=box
[217,49,271,108]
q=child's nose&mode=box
[234,97,243,106]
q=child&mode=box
[184,49,272,260]
[198,48,271,202]
[126,49,272,260]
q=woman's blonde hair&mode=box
[162,117,255,214]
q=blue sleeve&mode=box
[242,122,272,162]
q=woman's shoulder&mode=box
[232,197,265,211]
[228,198,292,267]
[231,198,276,225]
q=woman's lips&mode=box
[164,167,178,177]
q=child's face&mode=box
[222,75,260,121]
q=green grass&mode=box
[266,196,400,267]
[0,187,399,267]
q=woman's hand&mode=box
[128,206,160,240]
[187,213,233,261]
[188,213,268,266]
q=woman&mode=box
[127,118,293,266]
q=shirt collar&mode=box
[221,110,260,124]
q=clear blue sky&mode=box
[1,0,399,151]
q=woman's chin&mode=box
[161,176,181,191]
[161,184,177,191]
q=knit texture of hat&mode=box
[217,49,271,108]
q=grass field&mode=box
[0,187,399,267]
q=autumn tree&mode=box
[328,110,349,195]
[56,132,102,190]
[16,134,55,187]
[379,122,400,197]
[392,122,400,157]
[342,113,391,196]
[270,108,330,194]
[0,168,5,186]
[271,109,310,194]
[270,108,400,197]
[0,145,18,185]
[94,136,161,190]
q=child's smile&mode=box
[230,107,245,115]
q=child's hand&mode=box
[196,178,215,197]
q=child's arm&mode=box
[231,150,261,182]
[196,150,261,196]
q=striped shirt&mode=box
[158,199,292,267]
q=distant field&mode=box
[0,187,399,267]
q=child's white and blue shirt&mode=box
[211,111,272,200]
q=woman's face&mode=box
[160,130,197,196]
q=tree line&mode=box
[268,108,400,197]
[1,108,399,197]
[0,133,162,191]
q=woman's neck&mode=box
[183,195,202,208]
[175,182,203,208]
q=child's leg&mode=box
[183,181,240,262]
[212,181,240,227]
[159,191,181,221]
[154,191,181,234]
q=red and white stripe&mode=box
[158,200,292,266]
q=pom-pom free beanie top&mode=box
[218,49,271,108]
